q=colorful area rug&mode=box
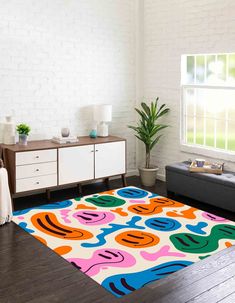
[13,186,235,297]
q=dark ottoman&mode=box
[165,162,235,212]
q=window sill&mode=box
[180,143,235,162]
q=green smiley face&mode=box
[85,195,126,208]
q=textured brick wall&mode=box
[0,0,137,172]
[143,0,235,178]
[1,0,235,177]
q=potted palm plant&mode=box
[128,98,170,186]
[16,123,31,146]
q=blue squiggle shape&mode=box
[13,200,73,216]
[102,260,193,297]
[19,222,35,233]
[81,216,144,248]
[186,222,208,235]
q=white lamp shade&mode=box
[93,104,112,122]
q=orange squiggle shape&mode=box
[99,189,115,195]
[166,207,198,219]
[76,204,97,210]
[128,197,184,216]
[54,246,72,255]
[31,212,93,240]
[111,208,128,217]
[225,241,232,248]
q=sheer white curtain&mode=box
[0,160,12,225]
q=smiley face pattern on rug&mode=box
[13,186,235,298]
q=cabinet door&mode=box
[59,145,94,185]
[95,141,126,179]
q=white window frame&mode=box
[180,53,235,162]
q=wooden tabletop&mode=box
[0,135,125,152]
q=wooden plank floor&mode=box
[0,176,234,303]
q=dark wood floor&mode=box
[0,176,234,303]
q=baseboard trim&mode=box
[157,173,166,182]
[109,169,138,180]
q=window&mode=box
[181,53,235,154]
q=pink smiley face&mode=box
[73,210,115,225]
[202,212,229,222]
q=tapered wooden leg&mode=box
[104,178,110,189]
[46,189,50,202]
[77,183,82,196]
[122,174,127,187]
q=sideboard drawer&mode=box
[16,149,57,165]
[16,162,57,179]
[16,174,57,193]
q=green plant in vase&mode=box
[128,98,170,186]
[16,123,31,146]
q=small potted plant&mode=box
[16,123,31,146]
[128,98,170,187]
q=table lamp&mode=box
[93,104,112,137]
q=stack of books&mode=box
[51,136,79,144]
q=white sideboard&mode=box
[0,136,126,197]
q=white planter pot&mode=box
[19,134,28,146]
[139,166,159,187]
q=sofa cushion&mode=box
[165,161,235,189]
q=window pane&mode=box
[228,54,235,85]
[216,120,225,149]
[183,53,235,86]
[196,56,205,83]
[187,56,195,84]
[205,118,215,147]
[182,52,235,153]
[185,88,194,116]
[228,121,235,151]
[204,88,227,119]
[226,90,235,121]
[186,116,194,144]
[196,117,204,145]
[217,55,227,82]
[206,55,216,84]
[196,89,205,117]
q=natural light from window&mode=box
[181,53,235,153]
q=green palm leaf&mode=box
[128,98,170,168]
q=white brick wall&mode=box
[143,0,235,178]
[0,0,137,172]
[1,0,235,177]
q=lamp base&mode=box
[98,122,109,137]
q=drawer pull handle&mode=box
[36,169,40,172]
[95,149,98,152]
[36,156,40,159]
[91,150,94,152]
[36,181,40,185]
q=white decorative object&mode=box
[93,104,112,137]
[0,161,13,225]
[61,127,70,137]
[52,136,79,144]
[3,116,16,145]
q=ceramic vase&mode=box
[3,116,16,145]
[19,134,28,146]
